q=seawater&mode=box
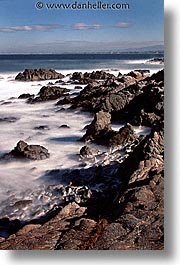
[0,53,164,73]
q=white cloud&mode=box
[72,23,101,30]
[115,22,131,28]
[0,24,61,33]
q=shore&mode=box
[0,68,164,250]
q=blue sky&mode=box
[0,0,164,53]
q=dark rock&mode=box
[59,124,70,128]
[80,146,99,158]
[145,69,164,83]
[55,79,64,84]
[18,93,34,99]
[2,140,50,160]
[0,117,18,123]
[109,123,137,147]
[15,68,64,81]
[81,110,112,143]
[74,86,83,90]
[147,58,164,64]
[71,71,115,85]
[34,125,50,130]
[56,95,73,105]
[28,86,70,103]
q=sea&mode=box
[0,53,164,223]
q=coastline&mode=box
[0,66,164,250]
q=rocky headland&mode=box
[0,69,164,250]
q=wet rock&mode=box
[56,95,73,105]
[80,146,99,158]
[74,86,83,90]
[59,124,70,128]
[34,125,50,130]
[2,140,50,160]
[0,116,18,123]
[81,110,112,143]
[28,86,70,103]
[18,93,34,99]
[15,68,64,81]
[147,58,164,64]
[109,123,137,147]
[71,71,115,83]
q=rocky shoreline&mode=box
[0,68,164,250]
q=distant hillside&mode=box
[124,45,164,53]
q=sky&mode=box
[0,0,164,53]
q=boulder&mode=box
[80,146,99,158]
[15,69,64,81]
[18,93,34,99]
[109,123,137,147]
[2,140,50,160]
[28,86,70,103]
[81,110,112,143]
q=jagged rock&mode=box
[80,146,99,158]
[109,123,137,147]
[18,93,34,99]
[71,71,115,83]
[81,110,112,143]
[56,95,73,105]
[28,86,70,103]
[15,68,64,81]
[2,140,50,160]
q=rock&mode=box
[81,110,112,143]
[15,68,64,81]
[145,69,164,83]
[59,124,70,128]
[56,95,73,105]
[28,86,70,103]
[34,125,50,130]
[2,140,50,160]
[147,58,164,64]
[18,93,34,99]
[80,146,99,158]
[109,123,137,147]
[74,86,83,90]
[0,126,164,250]
[0,117,18,123]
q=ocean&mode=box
[0,53,164,222]
[0,53,164,73]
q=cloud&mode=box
[0,24,62,33]
[115,22,131,28]
[72,23,101,30]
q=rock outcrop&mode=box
[28,86,69,103]
[2,140,50,160]
[15,69,64,81]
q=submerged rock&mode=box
[2,140,50,160]
[0,117,18,123]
